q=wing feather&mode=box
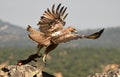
[52,29,104,44]
[52,34,80,44]
[59,6,64,15]
[84,29,104,39]
[61,7,67,17]
[37,3,68,33]
[63,13,68,19]
[47,8,54,19]
[52,4,56,17]
[56,3,61,15]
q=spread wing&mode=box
[37,3,68,33]
[52,33,81,44]
[84,29,104,39]
[52,29,104,44]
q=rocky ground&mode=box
[0,64,55,77]
[87,69,120,77]
[0,64,120,77]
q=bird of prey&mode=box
[27,3,104,64]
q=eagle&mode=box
[27,3,104,64]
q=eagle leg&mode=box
[43,44,58,64]
[37,44,44,55]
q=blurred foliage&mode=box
[0,47,120,77]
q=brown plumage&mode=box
[27,4,104,64]
[27,25,104,64]
[37,3,68,34]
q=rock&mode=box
[0,64,55,77]
[87,69,120,77]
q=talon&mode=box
[43,58,46,63]
[42,55,47,65]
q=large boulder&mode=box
[0,64,55,77]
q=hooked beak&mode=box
[73,30,78,34]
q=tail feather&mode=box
[27,25,43,34]
[27,25,50,46]
[84,29,104,39]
